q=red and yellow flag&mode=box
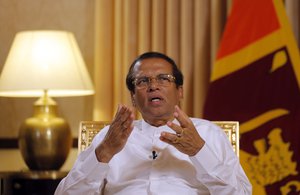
[203,0,300,194]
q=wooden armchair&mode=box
[78,121,239,156]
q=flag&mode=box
[203,0,300,194]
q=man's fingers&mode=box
[107,105,135,140]
[167,121,184,135]
[160,132,179,144]
[106,106,134,143]
[174,105,191,128]
[166,105,191,135]
[121,112,134,130]
[113,105,134,126]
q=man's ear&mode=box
[130,92,136,107]
[178,86,183,99]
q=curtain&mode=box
[93,0,299,121]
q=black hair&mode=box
[126,51,184,92]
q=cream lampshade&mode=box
[0,30,94,170]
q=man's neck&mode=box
[144,117,174,127]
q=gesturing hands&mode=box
[95,104,135,163]
[160,105,205,156]
[95,104,204,162]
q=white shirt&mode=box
[55,118,252,195]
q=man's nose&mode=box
[149,77,158,84]
[148,77,159,89]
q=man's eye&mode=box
[136,78,148,85]
[158,75,170,82]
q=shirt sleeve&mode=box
[189,121,252,195]
[54,127,110,195]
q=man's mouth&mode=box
[149,96,163,102]
[151,97,161,102]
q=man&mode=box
[55,52,252,194]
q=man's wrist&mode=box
[95,144,113,163]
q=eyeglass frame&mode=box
[132,74,176,89]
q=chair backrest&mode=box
[212,121,239,156]
[78,121,239,156]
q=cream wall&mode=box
[0,0,95,171]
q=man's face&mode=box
[131,57,183,124]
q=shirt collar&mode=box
[139,119,179,136]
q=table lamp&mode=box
[0,30,94,170]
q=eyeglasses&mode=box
[132,74,176,89]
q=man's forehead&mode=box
[133,58,172,71]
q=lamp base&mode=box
[19,93,72,170]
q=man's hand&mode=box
[160,105,205,156]
[95,104,135,163]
